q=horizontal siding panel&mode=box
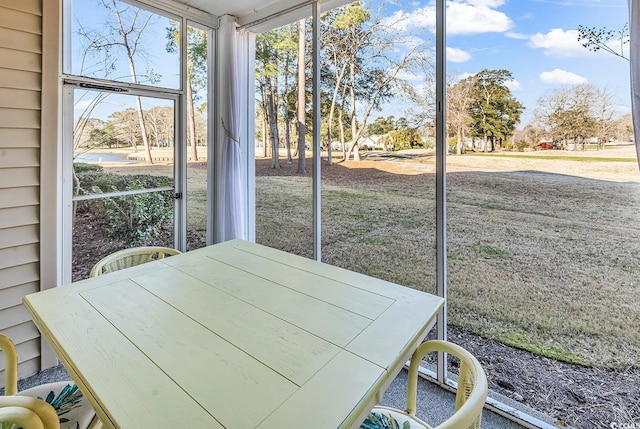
[0,243,39,270]
[0,282,39,308]
[0,0,42,16]
[0,68,41,91]
[0,148,40,168]
[0,168,39,189]
[0,27,41,54]
[0,88,40,109]
[0,304,33,331]
[0,263,39,290]
[0,224,39,249]
[0,186,39,209]
[0,47,40,73]
[16,357,41,381]
[0,108,40,129]
[0,128,40,148]
[0,6,41,34]
[0,206,39,229]
[2,321,39,348]
[15,339,40,378]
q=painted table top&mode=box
[24,240,443,428]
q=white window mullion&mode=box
[435,0,448,383]
[246,32,257,242]
[175,16,189,251]
[312,3,322,261]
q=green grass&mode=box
[471,244,509,258]
[468,153,636,163]
[500,331,590,366]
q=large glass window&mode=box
[63,0,213,280]
[185,23,210,251]
[68,0,180,89]
[252,0,637,426]
[254,19,314,257]
[70,88,177,280]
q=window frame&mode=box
[58,0,216,283]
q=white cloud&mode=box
[447,47,472,63]
[505,32,528,40]
[447,2,513,35]
[540,68,588,84]
[381,8,434,33]
[74,100,94,111]
[396,70,426,82]
[397,35,429,51]
[528,28,591,57]
[381,0,512,36]
[466,0,506,7]
[456,72,474,81]
[505,79,521,91]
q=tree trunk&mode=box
[284,57,292,165]
[134,95,153,164]
[349,63,360,161]
[186,71,198,161]
[262,117,268,158]
[296,19,306,174]
[339,109,346,160]
[327,63,347,165]
[114,1,153,165]
[266,79,280,169]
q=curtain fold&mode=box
[630,0,640,167]
[220,20,248,241]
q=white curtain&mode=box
[630,0,640,167]
[219,20,248,241]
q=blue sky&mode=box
[71,0,630,129]
[379,0,630,126]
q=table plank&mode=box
[348,297,443,369]
[23,290,221,429]
[205,246,394,319]
[131,267,341,385]
[170,255,373,347]
[257,351,385,429]
[227,239,432,300]
[82,280,298,428]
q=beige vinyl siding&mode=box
[0,0,43,378]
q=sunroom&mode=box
[1,0,639,428]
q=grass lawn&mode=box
[100,144,640,369]
[255,147,640,370]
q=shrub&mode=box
[75,171,173,246]
[76,171,171,197]
[73,163,103,174]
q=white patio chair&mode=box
[360,340,488,429]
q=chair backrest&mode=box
[0,396,61,429]
[405,340,488,429]
[0,333,18,396]
[89,246,181,277]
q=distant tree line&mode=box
[76,105,207,154]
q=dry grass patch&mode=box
[255,152,640,369]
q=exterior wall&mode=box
[0,0,44,380]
